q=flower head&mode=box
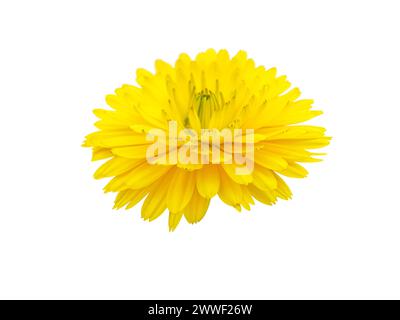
[83,49,330,230]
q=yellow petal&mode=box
[274,173,292,200]
[93,109,135,126]
[196,165,220,198]
[105,94,127,109]
[125,162,172,189]
[114,188,149,209]
[278,162,308,178]
[100,135,150,148]
[222,163,253,185]
[274,137,331,149]
[257,125,326,141]
[248,184,277,205]
[167,168,196,213]
[184,189,210,224]
[261,142,314,160]
[240,185,254,210]
[126,189,150,209]
[112,144,150,159]
[155,59,174,77]
[255,149,288,171]
[218,167,243,209]
[252,165,277,190]
[169,211,184,232]
[274,110,323,126]
[91,147,113,161]
[141,173,172,221]
[94,157,141,179]
[84,130,133,147]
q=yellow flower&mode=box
[83,49,330,231]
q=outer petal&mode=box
[91,147,113,161]
[252,165,277,190]
[112,145,150,159]
[278,161,308,178]
[169,211,184,232]
[196,165,220,198]
[114,188,149,209]
[255,149,288,171]
[94,157,141,179]
[218,167,243,211]
[103,163,170,192]
[222,164,253,185]
[101,135,150,148]
[141,173,172,221]
[184,189,210,224]
[125,163,172,189]
[167,168,196,213]
[248,184,277,205]
[274,173,293,200]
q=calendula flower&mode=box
[83,49,330,231]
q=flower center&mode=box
[195,89,221,128]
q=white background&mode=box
[1,0,399,300]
